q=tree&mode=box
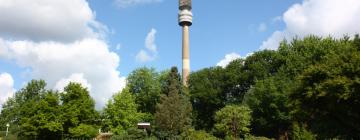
[290,122,316,140]
[0,80,63,140]
[110,127,149,140]
[127,67,161,114]
[353,34,360,50]
[245,75,294,139]
[181,129,218,140]
[189,52,283,132]
[214,105,251,139]
[61,82,99,138]
[155,67,192,138]
[103,87,145,134]
[290,36,360,139]
[24,91,63,140]
[224,51,283,104]
[189,67,226,130]
[69,124,98,139]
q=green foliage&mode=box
[245,135,273,140]
[181,129,218,140]
[290,36,360,139]
[103,87,145,134]
[214,105,252,139]
[61,82,99,138]
[189,67,226,130]
[189,51,283,132]
[127,67,161,114]
[1,35,360,140]
[155,67,192,139]
[290,122,316,140]
[69,124,98,138]
[110,127,150,140]
[245,75,294,138]
[0,80,63,140]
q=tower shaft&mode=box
[182,25,190,86]
[178,0,192,87]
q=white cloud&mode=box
[257,23,267,32]
[115,0,162,8]
[261,0,360,50]
[136,49,155,62]
[0,0,107,42]
[0,39,126,109]
[217,53,242,68]
[136,28,158,62]
[260,31,292,50]
[0,0,127,109]
[145,29,157,53]
[0,73,15,109]
[55,73,92,92]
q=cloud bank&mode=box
[261,0,360,50]
[0,0,107,42]
[0,0,125,109]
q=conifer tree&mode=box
[154,67,192,138]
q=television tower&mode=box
[179,0,192,86]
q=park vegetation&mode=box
[1,35,360,139]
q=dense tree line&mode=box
[1,35,360,139]
[0,81,99,139]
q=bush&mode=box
[69,124,98,139]
[290,123,316,140]
[110,128,148,140]
[182,129,218,140]
[245,135,274,140]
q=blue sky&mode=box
[88,0,301,75]
[1,0,360,108]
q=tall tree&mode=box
[245,75,294,139]
[189,52,283,132]
[291,36,360,139]
[223,51,283,104]
[103,87,145,134]
[155,67,192,138]
[189,67,226,131]
[61,82,99,139]
[127,67,161,114]
[0,80,63,140]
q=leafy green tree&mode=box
[158,70,171,95]
[127,67,161,114]
[189,51,283,132]
[0,80,63,140]
[189,67,226,130]
[291,36,360,139]
[61,82,99,138]
[243,36,351,139]
[290,122,316,140]
[224,51,283,104]
[155,67,192,138]
[214,105,251,139]
[245,75,294,139]
[69,124,98,139]
[103,87,145,134]
[25,91,63,139]
[353,34,360,50]
[110,127,148,140]
[181,129,218,140]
